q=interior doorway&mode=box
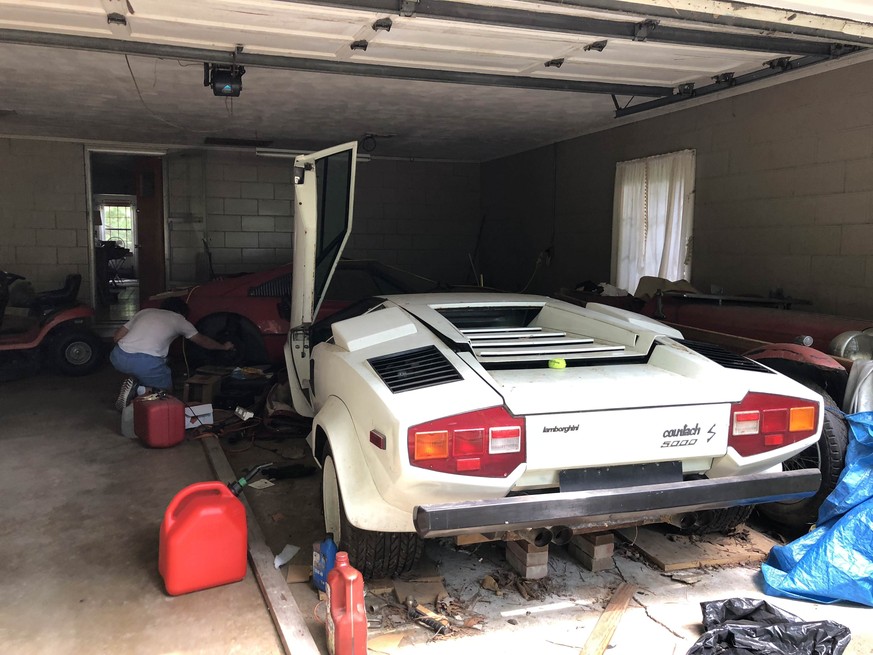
[89,152,166,325]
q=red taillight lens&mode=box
[728,392,819,457]
[408,407,526,477]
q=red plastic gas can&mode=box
[158,481,247,596]
[134,395,185,448]
[325,551,367,655]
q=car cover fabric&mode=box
[686,598,851,655]
[761,411,873,607]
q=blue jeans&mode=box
[110,346,173,390]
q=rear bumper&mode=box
[413,468,820,538]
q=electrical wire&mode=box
[124,55,218,134]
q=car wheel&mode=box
[757,382,848,527]
[676,505,754,535]
[322,450,423,578]
[49,327,103,376]
[189,314,268,369]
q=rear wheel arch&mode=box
[314,398,422,577]
[192,312,268,366]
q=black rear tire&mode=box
[758,383,847,527]
[322,450,422,578]
[676,505,754,535]
[49,327,103,376]
[188,313,268,369]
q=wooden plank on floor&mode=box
[579,583,637,655]
[617,525,777,572]
[202,437,320,655]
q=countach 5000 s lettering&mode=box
[284,142,823,578]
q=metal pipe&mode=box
[550,526,574,546]
[515,528,553,548]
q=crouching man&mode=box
[110,297,233,409]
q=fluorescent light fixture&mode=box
[256,148,371,163]
[255,148,305,159]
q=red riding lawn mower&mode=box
[0,271,104,382]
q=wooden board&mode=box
[617,525,777,572]
[579,583,637,655]
[202,437,320,655]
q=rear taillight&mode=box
[728,392,819,457]
[408,406,525,477]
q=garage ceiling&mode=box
[0,0,872,161]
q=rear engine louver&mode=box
[369,346,462,393]
[676,339,774,373]
[248,273,291,297]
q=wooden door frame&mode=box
[84,147,167,318]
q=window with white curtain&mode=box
[611,150,696,295]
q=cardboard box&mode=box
[184,403,214,429]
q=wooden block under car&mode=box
[505,540,549,579]
[183,374,222,404]
[505,546,549,579]
[506,539,549,566]
[570,533,615,560]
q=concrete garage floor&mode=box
[0,367,283,655]
[2,366,872,655]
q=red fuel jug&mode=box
[325,551,367,655]
[134,394,185,448]
[158,481,247,596]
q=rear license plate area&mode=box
[559,461,682,493]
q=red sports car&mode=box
[147,260,438,366]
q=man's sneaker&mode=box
[115,377,138,411]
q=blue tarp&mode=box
[762,412,873,607]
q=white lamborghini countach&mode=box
[285,142,822,578]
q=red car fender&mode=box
[743,343,846,373]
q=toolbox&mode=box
[133,394,185,448]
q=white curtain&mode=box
[612,150,696,294]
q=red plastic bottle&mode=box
[325,552,367,655]
[158,481,247,596]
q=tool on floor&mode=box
[405,595,450,635]
[158,465,270,596]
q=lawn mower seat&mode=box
[32,273,81,310]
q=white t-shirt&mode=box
[118,308,199,358]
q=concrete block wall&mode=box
[166,151,207,284]
[350,158,481,285]
[0,139,90,297]
[200,151,480,286]
[201,151,294,278]
[481,57,873,318]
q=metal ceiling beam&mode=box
[288,0,847,55]
[0,28,671,97]
[539,0,873,49]
[613,48,860,117]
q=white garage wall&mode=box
[0,139,481,301]
[0,139,90,297]
[481,57,873,318]
[189,150,481,286]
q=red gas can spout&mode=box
[227,462,273,496]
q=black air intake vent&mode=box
[369,346,463,393]
[249,273,291,297]
[676,339,774,373]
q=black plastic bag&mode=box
[686,598,851,655]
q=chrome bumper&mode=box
[413,469,820,538]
